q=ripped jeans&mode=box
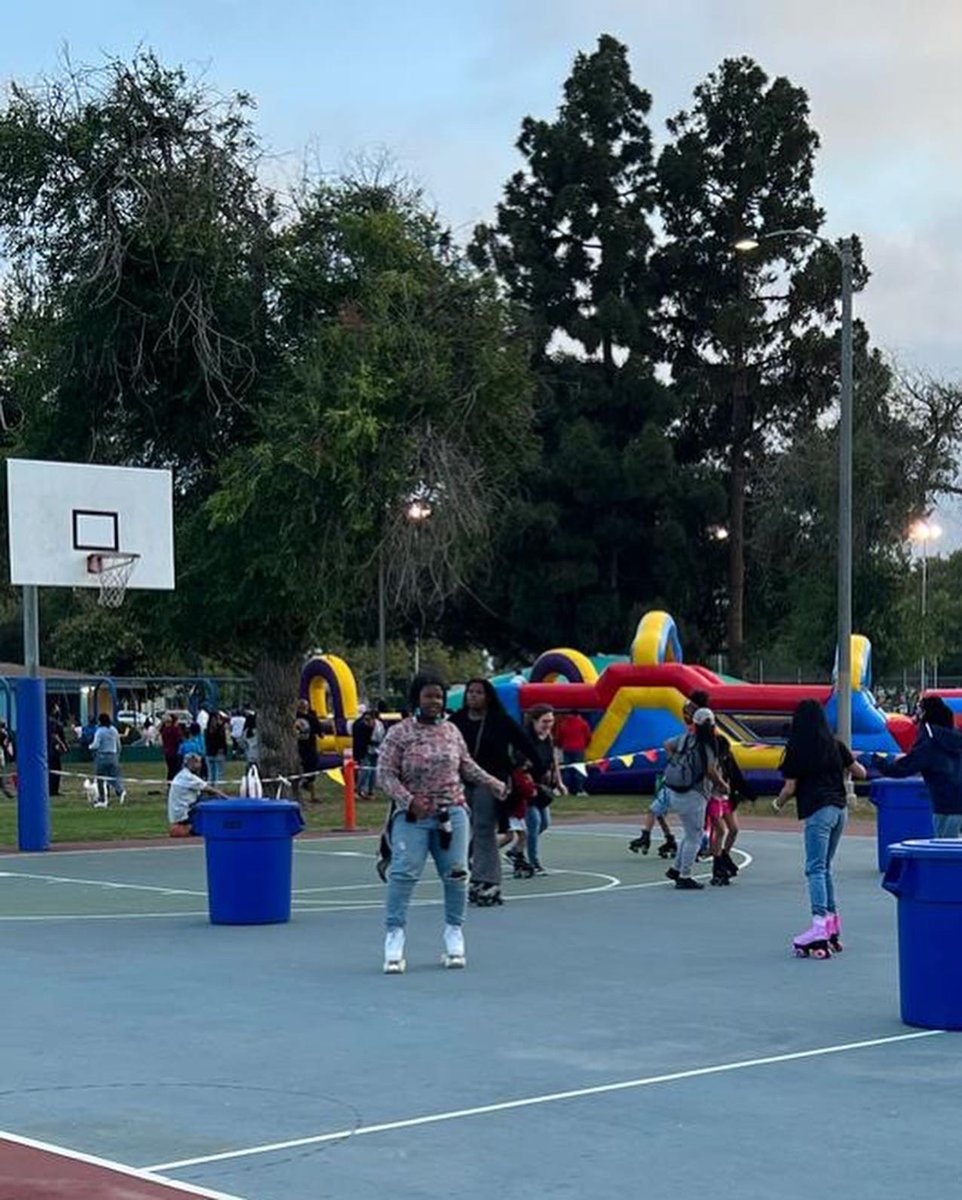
[385,803,470,930]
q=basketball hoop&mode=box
[87,552,140,608]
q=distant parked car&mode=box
[163,709,194,728]
[116,710,147,729]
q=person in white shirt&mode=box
[90,714,125,807]
[168,753,226,837]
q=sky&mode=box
[5,0,962,545]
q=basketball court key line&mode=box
[145,1029,946,1172]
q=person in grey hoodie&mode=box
[874,695,962,837]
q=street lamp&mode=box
[735,229,855,747]
[377,495,436,696]
[909,518,943,693]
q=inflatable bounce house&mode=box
[477,611,915,794]
[298,612,919,792]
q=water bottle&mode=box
[437,804,453,850]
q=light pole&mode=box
[406,499,433,676]
[377,497,435,696]
[735,230,855,747]
[910,518,942,694]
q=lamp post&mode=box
[910,519,942,694]
[377,496,435,697]
[734,230,855,747]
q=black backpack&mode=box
[663,733,706,793]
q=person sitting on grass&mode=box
[168,752,227,837]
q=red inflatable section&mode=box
[521,662,831,713]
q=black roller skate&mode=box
[628,830,651,854]
[710,856,730,886]
[474,883,503,906]
[720,850,739,877]
[513,855,535,879]
[657,834,678,859]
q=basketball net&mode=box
[86,552,140,608]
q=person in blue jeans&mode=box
[776,700,867,956]
[872,695,962,838]
[377,672,505,974]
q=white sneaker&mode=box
[442,924,466,969]
[118,789,127,806]
[383,928,406,974]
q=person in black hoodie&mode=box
[873,696,962,838]
[450,678,535,906]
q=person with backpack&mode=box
[662,707,727,890]
[775,699,867,957]
[629,690,710,858]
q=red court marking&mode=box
[0,1132,245,1200]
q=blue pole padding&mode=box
[16,676,49,852]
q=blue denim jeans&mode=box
[934,812,962,838]
[525,804,550,865]
[93,752,124,804]
[358,755,378,796]
[804,804,847,915]
[385,804,470,930]
[206,754,226,786]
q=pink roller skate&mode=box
[792,915,832,959]
[826,912,843,954]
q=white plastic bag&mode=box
[239,764,264,799]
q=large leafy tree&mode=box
[656,56,867,671]
[469,35,719,656]
[0,52,276,476]
[185,175,536,663]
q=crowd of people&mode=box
[369,669,962,972]
[20,670,962,970]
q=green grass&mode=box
[0,765,874,850]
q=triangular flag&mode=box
[572,761,589,775]
[325,767,345,786]
[619,754,634,767]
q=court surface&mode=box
[0,822,958,1199]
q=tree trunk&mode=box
[253,655,302,795]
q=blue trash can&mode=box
[882,839,962,1029]
[194,800,305,925]
[869,777,933,871]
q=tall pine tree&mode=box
[656,56,865,671]
[469,35,721,655]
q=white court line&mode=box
[0,1127,247,1200]
[0,869,205,897]
[145,1029,946,1172]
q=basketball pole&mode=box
[18,584,50,851]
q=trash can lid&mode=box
[196,799,302,814]
[887,838,962,861]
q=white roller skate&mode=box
[792,916,832,959]
[441,924,466,969]
[383,928,406,974]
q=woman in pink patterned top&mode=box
[378,671,504,974]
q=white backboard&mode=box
[7,459,175,590]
